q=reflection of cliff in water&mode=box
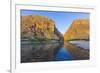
[21,43,63,63]
[64,42,89,60]
[21,41,89,63]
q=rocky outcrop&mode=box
[64,19,89,41]
[21,15,63,41]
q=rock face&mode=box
[21,15,63,41]
[64,19,89,41]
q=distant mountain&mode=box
[64,19,89,41]
[21,15,63,41]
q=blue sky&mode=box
[21,9,89,34]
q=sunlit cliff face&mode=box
[64,19,89,41]
[21,15,63,40]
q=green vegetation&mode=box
[65,39,89,41]
[22,36,63,44]
[29,37,55,43]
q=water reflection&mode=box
[64,42,89,60]
[54,47,73,61]
[21,42,89,63]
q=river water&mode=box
[21,41,89,63]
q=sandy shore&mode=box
[69,40,89,50]
[64,42,89,60]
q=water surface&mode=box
[21,41,89,63]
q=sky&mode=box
[21,9,89,34]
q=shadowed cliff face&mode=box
[64,19,89,41]
[21,15,63,40]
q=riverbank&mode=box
[64,42,89,60]
[69,40,89,50]
[21,39,63,44]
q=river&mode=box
[21,41,89,63]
